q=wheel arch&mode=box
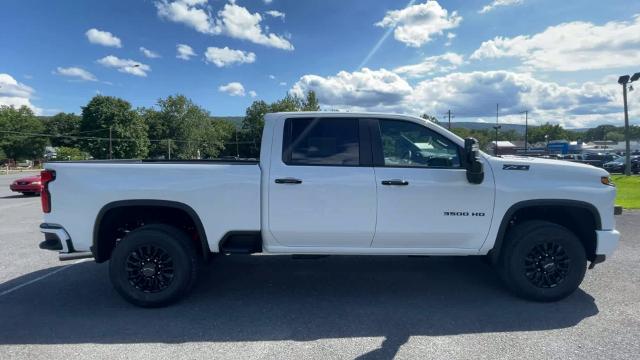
[489,199,602,263]
[92,200,210,263]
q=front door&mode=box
[268,117,377,248]
[370,119,495,250]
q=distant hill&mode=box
[447,122,527,134]
[447,122,589,134]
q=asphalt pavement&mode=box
[0,172,639,360]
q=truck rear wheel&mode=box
[109,224,198,307]
[499,220,587,302]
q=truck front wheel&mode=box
[109,224,198,307]
[499,220,587,302]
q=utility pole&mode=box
[109,126,113,160]
[524,110,528,153]
[493,103,501,156]
[447,110,452,130]
[235,127,239,158]
[167,139,171,160]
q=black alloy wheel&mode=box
[523,242,570,288]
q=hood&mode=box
[486,155,609,177]
[14,175,41,183]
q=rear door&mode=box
[370,118,495,250]
[268,117,377,248]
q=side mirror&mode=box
[464,138,484,184]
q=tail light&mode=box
[41,170,56,213]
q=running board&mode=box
[59,252,94,261]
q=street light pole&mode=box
[109,126,113,160]
[622,82,631,176]
[618,72,639,176]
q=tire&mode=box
[22,192,35,196]
[109,224,198,307]
[498,220,587,302]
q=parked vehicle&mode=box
[603,156,640,174]
[39,112,620,307]
[581,153,621,168]
[9,174,42,196]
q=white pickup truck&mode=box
[39,112,620,307]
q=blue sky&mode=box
[1,0,640,128]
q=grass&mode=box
[612,175,640,209]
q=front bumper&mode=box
[10,184,41,193]
[596,229,620,256]
[39,223,93,261]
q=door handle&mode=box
[275,177,303,184]
[381,179,409,186]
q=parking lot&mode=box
[0,172,639,360]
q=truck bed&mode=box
[43,160,262,254]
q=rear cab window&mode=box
[282,118,363,166]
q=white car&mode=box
[39,112,620,307]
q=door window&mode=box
[378,120,461,168]
[283,118,360,166]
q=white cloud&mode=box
[211,1,294,50]
[279,81,287,86]
[97,56,151,77]
[156,0,293,50]
[289,68,630,128]
[140,47,161,58]
[264,0,273,4]
[0,74,41,114]
[394,52,464,78]
[218,82,246,96]
[290,68,413,109]
[54,67,98,81]
[407,71,617,119]
[269,74,276,79]
[471,15,640,71]
[176,44,196,60]
[156,0,213,34]
[479,0,523,14]
[445,32,456,46]
[375,1,462,47]
[249,90,257,98]
[204,46,256,67]
[265,10,285,20]
[85,28,122,48]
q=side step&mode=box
[219,231,262,254]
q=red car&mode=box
[9,174,42,196]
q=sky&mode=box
[1,0,640,128]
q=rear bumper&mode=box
[595,229,620,257]
[39,223,93,261]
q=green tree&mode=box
[421,113,439,124]
[142,94,231,159]
[0,105,48,160]
[80,95,149,159]
[55,146,87,160]
[584,125,617,142]
[43,112,82,147]
[302,90,320,111]
[240,91,320,158]
[527,122,569,143]
[241,100,271,158]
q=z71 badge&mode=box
[503,164,530,171]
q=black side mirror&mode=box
[464,138,484,184]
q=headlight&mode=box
[31,181,41,185]
[601,176,615,186]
